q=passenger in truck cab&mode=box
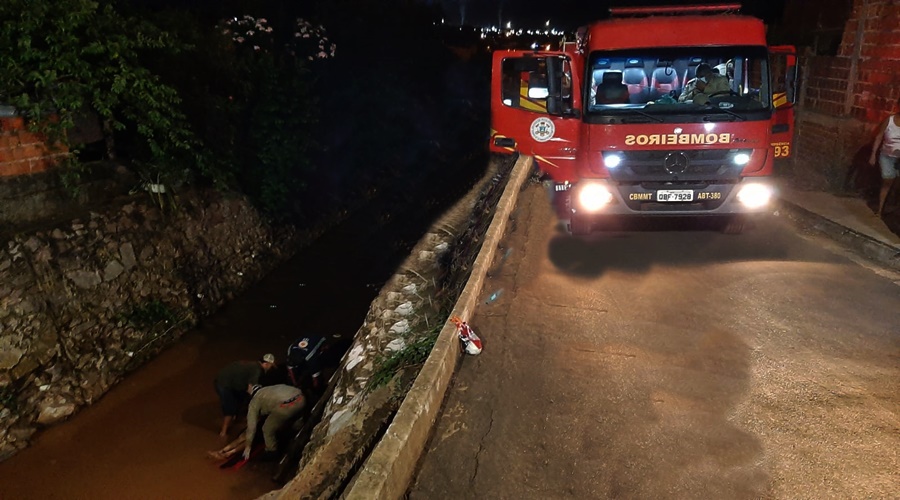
[678,63,730,104]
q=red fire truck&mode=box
[489,4,797,234]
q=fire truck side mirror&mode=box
[548,98,580,119]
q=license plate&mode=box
[656,189,694,202]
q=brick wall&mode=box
[802,56,851,116]
[789,0,900,191]
[845,0,900,121]
[0,117,69,178]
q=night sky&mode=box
[432,0,787,29]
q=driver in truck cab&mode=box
[678,63,730,104]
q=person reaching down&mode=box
[243,384,307,461]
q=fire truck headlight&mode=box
[736,183,772,209]
[577,183,613,212]
[603,154,622,168]
[732,152,751,166]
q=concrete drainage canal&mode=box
[0,153,518,499]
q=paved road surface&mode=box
[410,183,900,499]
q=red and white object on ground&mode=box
[450,316,483,355]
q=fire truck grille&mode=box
[611,149,742,179]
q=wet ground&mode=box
[0,159,485,499]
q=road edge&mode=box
[778,200,900,272]
[341,154,534,500]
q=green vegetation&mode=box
[0,386,20,414]
[119,299,190,364]
[0,0,488,225]
[0,0,326,218]
[122,299,179,330]
[0,0,203,188]
[368,281,460,390]
[369,321,444,390]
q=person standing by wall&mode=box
[214,354,277,438]
[868,97,900,217]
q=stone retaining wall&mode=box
[267,154,521,498]
[0,189,298,460]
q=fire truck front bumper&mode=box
[555,179,776,218]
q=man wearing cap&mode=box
[214,354,277,438]
[242,384,306,461]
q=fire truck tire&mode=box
[568,216,592,236]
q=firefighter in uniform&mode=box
[286,335,329,394]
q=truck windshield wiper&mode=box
[704,107,746,121]
[625,109,664,123]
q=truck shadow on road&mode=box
[547,216,841,278]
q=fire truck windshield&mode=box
[586,46,771,122]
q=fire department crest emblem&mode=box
[530,117,555,143]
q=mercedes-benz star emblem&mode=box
[664,152,689,174]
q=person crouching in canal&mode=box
[214,354,277,438]
[242,384,306,461]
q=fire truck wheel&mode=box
[722,216,745,235]
[568,216,592,236]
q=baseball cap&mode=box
[262,353,276,364]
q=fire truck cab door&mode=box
[769,45,797,159]
[490,51,580,180]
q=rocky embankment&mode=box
[0,190,298,460]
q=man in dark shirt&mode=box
[214,354,276,437]
[286,335,328,394]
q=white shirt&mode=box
[882,115,900,157]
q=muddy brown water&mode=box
[0,168,484,499]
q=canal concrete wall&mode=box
[266,153,532,499]
[0,189,299,461]
[342,153,533,500]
